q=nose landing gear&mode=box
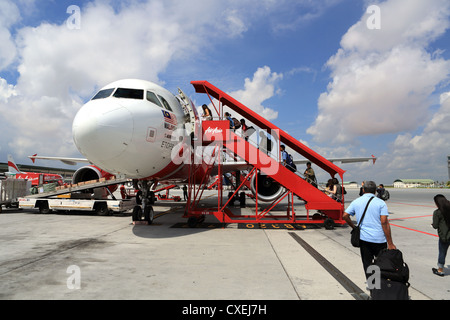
[132,180,155,224]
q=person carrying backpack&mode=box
[280,145,296,172]
[432,194,450,277]
[225,112,235,130]
[343,180,396,279]
[377,184,390,201]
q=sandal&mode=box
[432,268,445,277]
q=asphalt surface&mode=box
[0,188,448,301]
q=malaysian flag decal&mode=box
[162,110,177,125]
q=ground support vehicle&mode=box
[0,179,31,213]
[18,177,135,215]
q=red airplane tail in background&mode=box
[6,154,64,186]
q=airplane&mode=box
[29,79,377,222]
[6,154,64,186]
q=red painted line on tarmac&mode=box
[389,202,435,208]
[378,202,437,237]
[389,223,438,238]
[389,214,432,221]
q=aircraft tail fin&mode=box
[7,154,23,174]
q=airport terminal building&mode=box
[0,162,75,180]
[393,179,436,188]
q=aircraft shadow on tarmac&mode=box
[130,200,346,240]
[130,201,226,239]
[131,220,222,239]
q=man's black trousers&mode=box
[359,239,387,278]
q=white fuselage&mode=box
[72,79,194,180]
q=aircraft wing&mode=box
[211,155,377,176]
[213,156,376,177]
[294,156,377,165]
[29,154,91,166]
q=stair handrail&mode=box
[191,80,345,180]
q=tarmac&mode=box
[0,187,449,301]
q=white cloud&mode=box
[307,0,450,145]
[383,92,450,180]
[342,0,450,53]
[440,91,450,104]
[0,0,282,159]
[301,94,450,182]
[196,66,282,127]
[0,0,20,70]
[0,78,16,103]
[226,66,282,120]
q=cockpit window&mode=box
[113,88,144,100]
[92,88,115,100]
[158,95,173,111]
[146,91,173,111]
[146,91,164,108]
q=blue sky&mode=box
[1,0,450,185]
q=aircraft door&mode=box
[177,88,199,138]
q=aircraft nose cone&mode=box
[72,100,133,164]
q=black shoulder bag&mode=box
[350,196,374,247]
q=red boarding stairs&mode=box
[184,80,346,228]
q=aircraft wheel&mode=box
[144,206,154,224]
[132,206,143,221]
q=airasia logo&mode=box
[205,127,223,135]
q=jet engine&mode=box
[72,165,117,193]
[250,173,285,202]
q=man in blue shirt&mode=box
[343,180,396,278]
[280,145,288,165]
[225,112,235,130]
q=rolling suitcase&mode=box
[371,278,410,300]
[370,249,410,300]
